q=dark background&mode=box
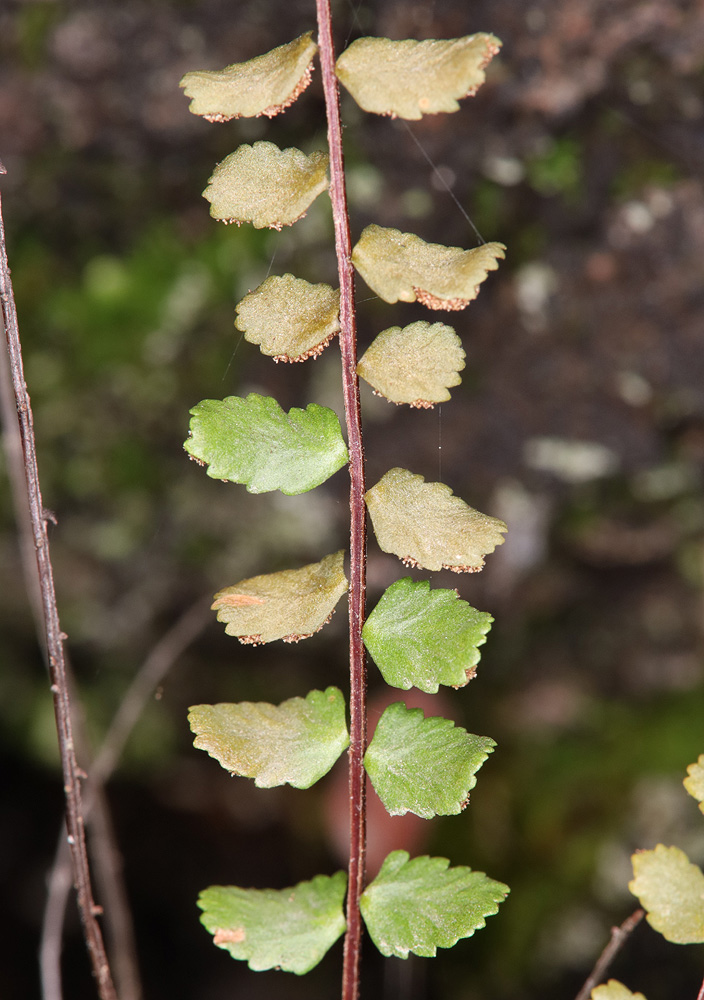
[1,1,704,998]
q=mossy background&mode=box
[1,1,704,998]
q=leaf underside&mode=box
[351,225,505,309]
[364,702,495,818]
[362,577,493,692]
[365,468,507,572]
[335,34,501,120]
[629,844,704,944]
[184,393,348,495]
[591,982,648,1000]
[212,550,348,644]
[357,321,465,407]
[198,870,347,974]
[189,686,349,788]
[360,850,509,958]
[180,32,318,121]
[203,141,329,229]
[684,754,704,814]
[235,274,341,362]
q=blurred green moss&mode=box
[526,137,583,202]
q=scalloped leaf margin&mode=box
[212,550,348,644]
[203,141,329,229]
[357,321,465,407]
[591,982,648,1000]
[181,32,318,121]
[198,870,347,974]
[235,274,340,362]
[365,468,507,573]
[684,754,704,814]
[364,702,495,818]
[362,577,493,692]
[184,393,348,496]
[189,686,349,789]
[360,850,509,958]
[352,225,505,310]
[336,34,501,120]
[629,844,704,944]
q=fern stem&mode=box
[315,4,367,998]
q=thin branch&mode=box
[83,780,141,1000]
[0,160,117,1000]
[42,789,137,1000]
[697,974,704,1000]
[40,672,143,1000]
[93,598,212,784]
[40,598,211,1000]
[314,7,367,1000]
[574,909,645,1000]
[0,173,142,1000]
[0,290,45,639]
[41,846,74,1000]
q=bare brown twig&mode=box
[0,159,117,1000]
[574,909,645,1000]
[0,171,142,1000]
[0,293,44,637]
[40,598,211,1000]
[39,692,142,1000]
[314,6,367,1000]
[42,782,143,1000]
[94,598,212,784]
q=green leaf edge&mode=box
[188,686,350,789]
[362,576,493,692]
[364,701,496,818]
[360,849,510,959]
[198,869,347,974]
[184,393,349,496]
